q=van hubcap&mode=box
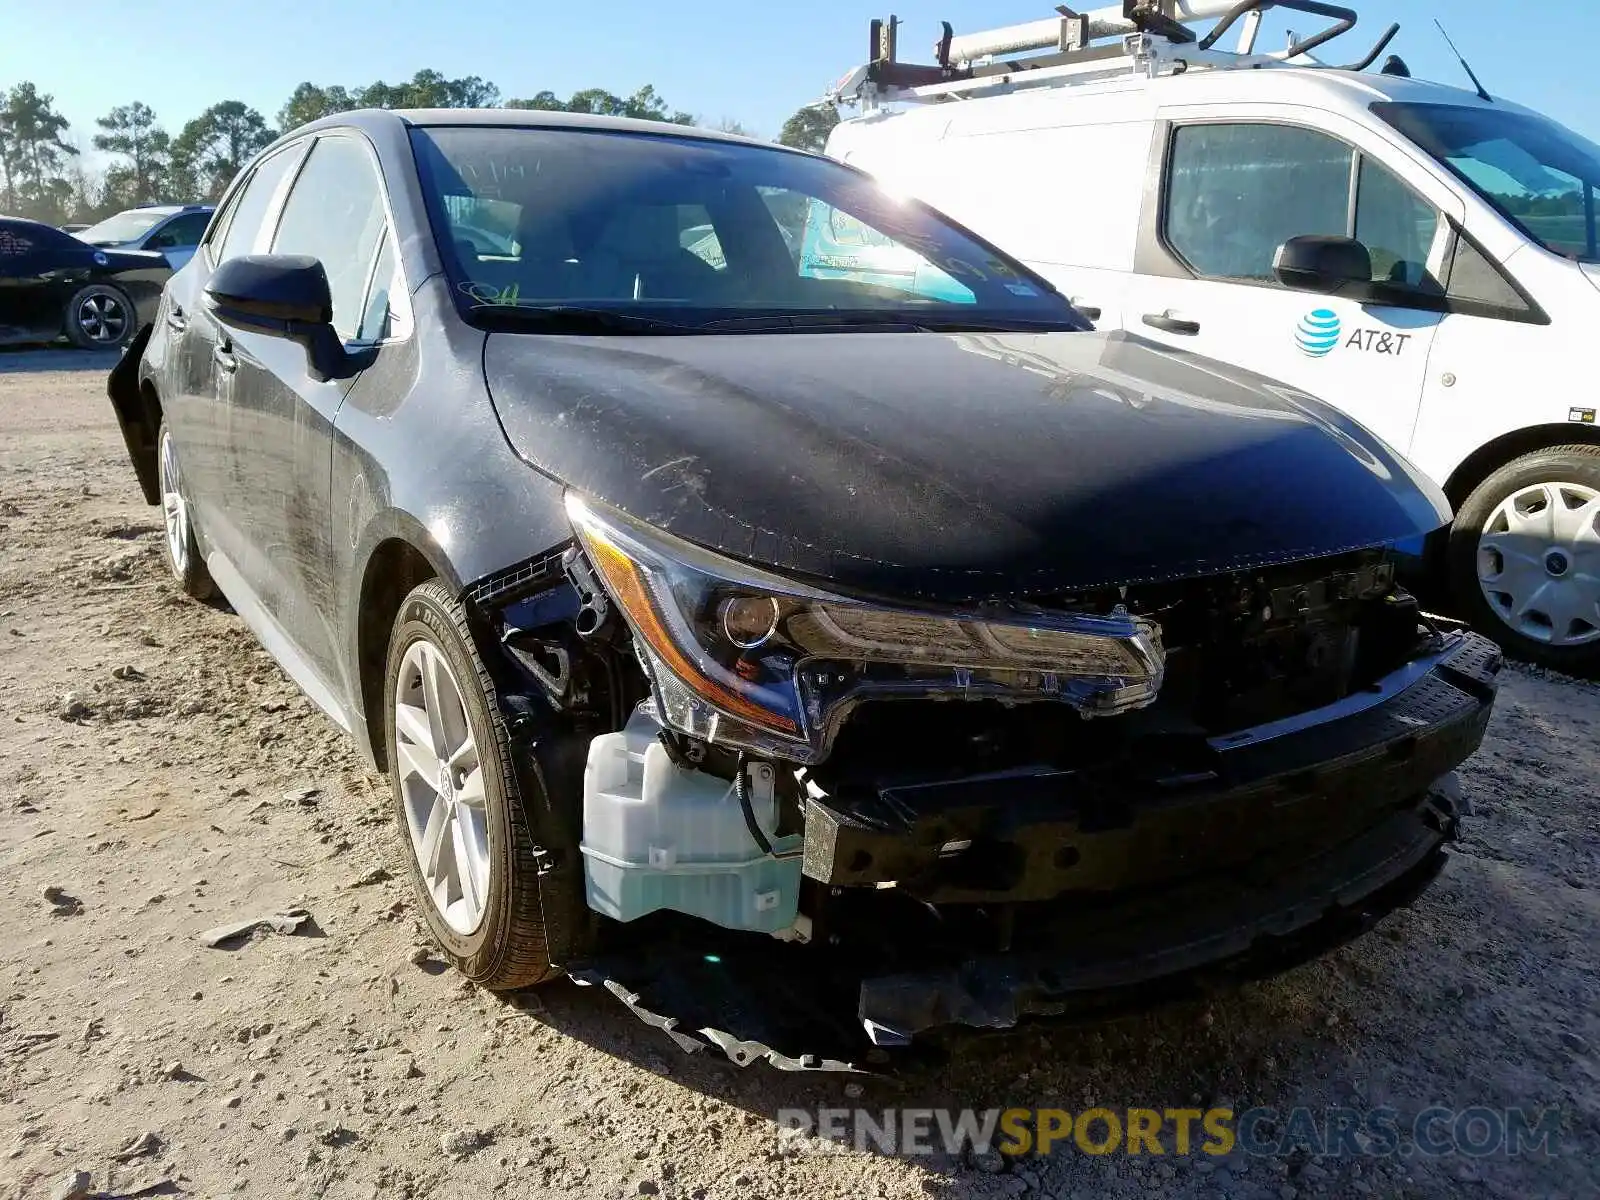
[1477,480,1600,648]
[394,640,489,935]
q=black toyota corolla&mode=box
[109,108,1500,1060]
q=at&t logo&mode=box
[1295,309,1342,357]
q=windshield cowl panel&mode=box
[409,125,1081,334]
[1376,101,1600,265]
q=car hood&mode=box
[483,328,1450,601]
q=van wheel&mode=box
[383,580,575,990]
[1449,445,1600,673]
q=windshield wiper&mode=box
[469,304,696,335]
[699,312,930,333]
[699,312,1085,334]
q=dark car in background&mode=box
[74,204,215,272]
[108,109,1500,1060]
[1,216,170,348]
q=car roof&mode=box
[287,106,780,148]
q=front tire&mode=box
[64,283,135,349]
[383,580,569,989]
[1449,444,1600,673]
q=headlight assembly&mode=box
[565,493,1165,763]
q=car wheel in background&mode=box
[64,283,136,348]
[384,580,572,990]
[156,420,215,601]
[1450,444,1600,674]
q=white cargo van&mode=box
[825,1,1600,671]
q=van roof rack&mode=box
[827,1,1401,109]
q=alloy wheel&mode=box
[1477,480,1600,647]
[393,640,490,935]
[158,429,190,579]
[76,291,128,344]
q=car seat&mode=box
[585,205,721,302]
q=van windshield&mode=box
[408,125,1083,333]
[1375,102,1600,263]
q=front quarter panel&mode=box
[331,279,572,759]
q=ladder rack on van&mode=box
[826,0,1402,109]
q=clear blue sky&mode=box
[3,0,1596,160]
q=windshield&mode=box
[409,126,1081,332]
[1375,102,1600,263]
[74,210,169,246]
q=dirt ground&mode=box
[1,348,1597,1200]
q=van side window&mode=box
[1164,124,1351,280]
[1354,157,1445,292]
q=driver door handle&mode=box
[213,337,238,374]
[1143,310,1201,336]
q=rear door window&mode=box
[216,144,301,263]
[676,205,726,270]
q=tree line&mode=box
[0,72,841,228]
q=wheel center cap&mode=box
[438,765,455,803]
[1546,550,1571,578]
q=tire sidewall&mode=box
[383,585,524,977]
[1449,446,1600,672]
[65,283,135,349]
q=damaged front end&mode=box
[470,493,1501,1068]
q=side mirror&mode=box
[204,254,371,382]
[1272,235,1373,295]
